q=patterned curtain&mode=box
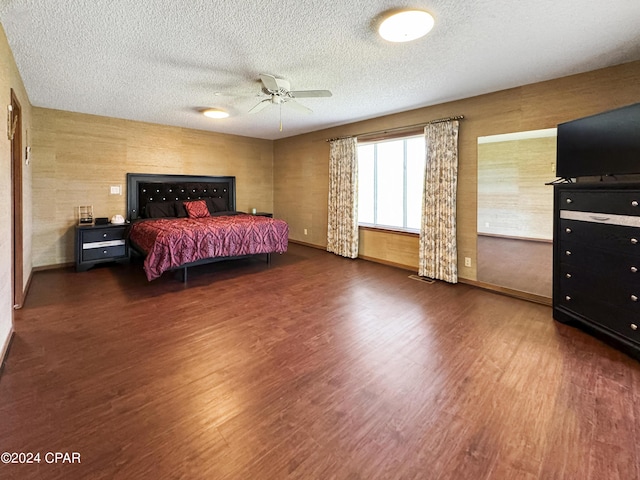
[419,120,460,283]
[327,137,359,258]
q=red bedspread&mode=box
[129,214,289,280]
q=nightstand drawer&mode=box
[82,228,126,243]
[82,245,127,262]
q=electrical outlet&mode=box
[110,185,121,195]
[304,228,308,235]
[464,257,471,267]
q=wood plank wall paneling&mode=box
[0,24,32,346]
[273,135,329,243]
[274,61,640,281]
[0,24,14,360]
[478,136,555,240]
[31,109,274,267]
[358,229,419,271]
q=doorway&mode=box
[476,128,556,302]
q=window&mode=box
[358,135,426,232]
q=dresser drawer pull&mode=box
[632,295,638,302]
[632,238,638,245]
[633,201,639,207]
[632,324,638,331]
[566,198,573,204]
[565,250,572,256]
[103,250,108,255]
[589,216,610,222]
[565,273,572,278]
[103,233,108,238]
[565,295,571,301]
[565,228,572,233]
[632,266,638,273]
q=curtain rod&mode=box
[326,115,464,142]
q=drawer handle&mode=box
[103,250,108,255]
[103,233,108,238]
[589,216,610,222]
[565,250,572,256]
[565,295,571,301]
[632,238,638,245]
[565,228,572,234]
[632,295,638,302]
[566,198,573,204]
[632,324,638,331]
[633,201,639,207]
[565,273,572,278]
[632,266,638,273]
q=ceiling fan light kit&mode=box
[378,10,435,42]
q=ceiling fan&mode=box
[249,73,332,117]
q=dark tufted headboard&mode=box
[126,173,236,220]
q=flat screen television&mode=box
[556,102,640,178]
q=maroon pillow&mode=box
[183,200,210,219]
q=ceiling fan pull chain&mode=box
[279,102,283,132]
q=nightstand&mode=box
[75,223,129,272]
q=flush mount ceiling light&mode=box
[202,108,229,119]
[378,10,435,42]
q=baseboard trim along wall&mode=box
[0,330,15,378]
[459,278,552,306]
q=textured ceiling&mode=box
[1,0,640,140]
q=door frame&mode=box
[10,89,23,309]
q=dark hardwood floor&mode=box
[1,244,639,479]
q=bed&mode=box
[126,173,289,281]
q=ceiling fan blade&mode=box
[259,73,280,92]
[285,100,312,114]
[248,99,271,114]
[214,91,261,98]
[289,90,332,98]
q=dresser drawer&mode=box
[601,316,640,346]
[560,260,640,291]
[558,240,640,273]
[558,300,640,347]
[560,263,640,303]
[558,272,640,321]
[82,245,127,262]
[82,227,126,243]
[559,219,640,254]
[559,189,640,215]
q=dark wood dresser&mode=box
[553,183,640,358]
